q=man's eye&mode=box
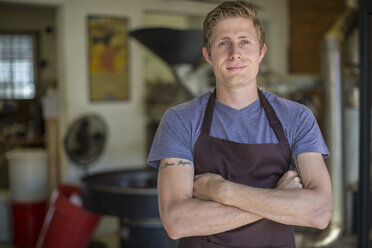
[219,41,229,47]
[241,40,249,45]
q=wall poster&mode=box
[88,15,129,101]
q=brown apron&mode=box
[179,90,295,248]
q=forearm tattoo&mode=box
[159,160,191,170]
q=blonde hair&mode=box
[203,1,265,55]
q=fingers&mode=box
[276,170,295,186]
[276,170,303,190]
[293,176,303,189]
[286,170,298,178]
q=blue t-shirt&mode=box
[147,90,329,169]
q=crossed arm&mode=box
[157,152,333,240]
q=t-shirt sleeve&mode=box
[147,108,194,169]
[292,106,329,159]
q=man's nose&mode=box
[229,43,242,60]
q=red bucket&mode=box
[36,185,101,248]
[11,200,47,247]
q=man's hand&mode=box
[193,170,303,201]
[193,173,225,201]
[275,170,303,190]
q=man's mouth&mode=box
[226,66,246,71]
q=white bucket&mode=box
[0,190,12,242]
[6,148,48,202]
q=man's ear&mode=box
[259,44,267,63]
[202,47,213,66]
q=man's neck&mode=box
[215,84,259,110]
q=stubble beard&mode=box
[218,72,257,90]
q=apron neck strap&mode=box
[200,89,216,135]
[258,89,288,144]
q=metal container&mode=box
[82,168,177,248]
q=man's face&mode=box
[203,17,266,90]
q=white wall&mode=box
[252,0,289,74]
[58,0,147,181]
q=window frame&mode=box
[0,30,39,101]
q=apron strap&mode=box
[258,89,288,144]
[200,89,216,135]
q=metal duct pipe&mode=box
[298,8,358,248]
[130,28,203,97]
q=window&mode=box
[0,34,36,99]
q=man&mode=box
[147,1,333,247]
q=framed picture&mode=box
[88,15,129,101]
